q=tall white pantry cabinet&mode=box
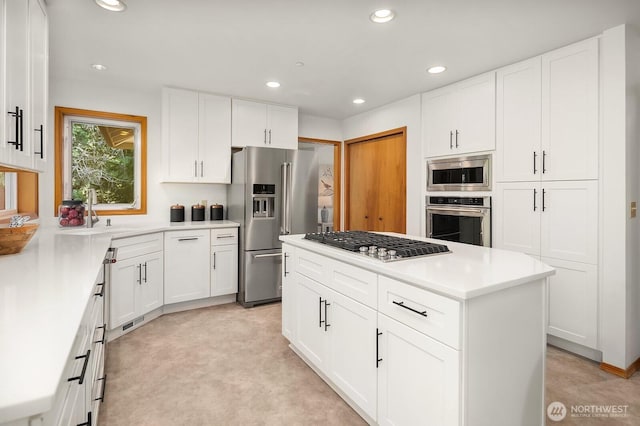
[494,38,600,351]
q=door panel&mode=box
[347,131,406,233]
[294,274,329,372]
[243,249,282,303]
[287,149,319,235]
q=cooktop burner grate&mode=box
[303,231,450,262]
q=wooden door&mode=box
[346,129,406,233]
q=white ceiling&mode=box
[47,0,640,120]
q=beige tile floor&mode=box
[99,303,639,425]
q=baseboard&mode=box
[547,335,602,362]
[600,357,640,379]
[107,294,237,341]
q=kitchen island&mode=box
[280,232,555,426]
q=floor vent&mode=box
[122,315,145,331]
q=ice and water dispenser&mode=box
[252,184,275,218]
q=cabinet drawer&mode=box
[378,276,460,349]
[326,260,377,309]
[211,227,238,246]
[112,232,163,260]
[294,248,326,283]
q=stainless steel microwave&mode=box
[426,154,492,191]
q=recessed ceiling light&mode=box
[427,65,447,74]
[353,98,366,104]
[91,64,107,71]
[95,0,127,12]
[370,9,395,23]
[266,81,281,88]
[295,61,305,67]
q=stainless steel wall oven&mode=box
[426,196,491,247]
[427,154,491,191]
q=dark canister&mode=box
[191,204,205,221]
[170,204,185,222]
[210,204,224,221]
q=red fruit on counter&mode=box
[69,218,81,226]
[60,207,70,215]
[68,209,78,218]
[59,218,69,226]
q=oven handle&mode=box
[426,206,490,216]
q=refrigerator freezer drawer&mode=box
[242,249,282,305]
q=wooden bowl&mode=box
[0,223,39,255]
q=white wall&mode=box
[299,114,342,141]
[342,95,422,235]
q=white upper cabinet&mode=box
[496,57,542,182]
[162,87,231,183]
[422,72,495,158]
[1,0,47,172]
[541,38,599,181]
[231,99,298,149]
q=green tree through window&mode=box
[71,123,134,204]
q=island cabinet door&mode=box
[294,273,330,373]
[325,287,378,420]
[377,314,460,426]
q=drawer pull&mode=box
[94,324,107,345]
[68,349,91,385]
[324,301,331,331]
[392,300,428,317]
[178,237,199,242]
[216,234,235,239]
[95,374,107,402]
[94,282,105,298]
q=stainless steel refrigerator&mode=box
[228,146,319,307]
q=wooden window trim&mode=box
[54,106,147,216]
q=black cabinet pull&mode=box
[449,130,453,149]
[34,124,44,158]
[268,129,272,144]
[18,109,24,151]
[533,151,537,174]
[68,349,91,384]
[95,374,107,402]
[324,301,331,331]
[542,189,547,212]
[376,329,383,368]
[94,324,107,345]
[283,253,289,276]
[143,262,148,283]
[7,107,21,150]
[137,264,142,284]
[94,283,104,298]
[392,300,428,317]
[77,411,92,426]
[542,150,547,173]
[213,252,216,270]
[533,188,537,211]
[264,129,267,144]
[178,237,198,242]
[455,129,459,148]
[318,297,323,328]
[94,263,106,297]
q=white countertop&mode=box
[280,233,555,300]
[0,220,239,423]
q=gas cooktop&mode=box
[303,231,450,262]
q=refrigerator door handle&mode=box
[286,162,293,234]
[281,162,287,234]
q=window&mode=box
[55,107,147,215]
[0,171,17,217]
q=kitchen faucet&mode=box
[86,188,100,228]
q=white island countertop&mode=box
[280,233,555,300]
[0,220,239,423]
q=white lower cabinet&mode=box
[164,230,210,304]
[283,243,545,425]
[294,271,377,420]
[377,314,459,426]
[110,233,164,329]
[545,257,598,348]
[210,228,238,297]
